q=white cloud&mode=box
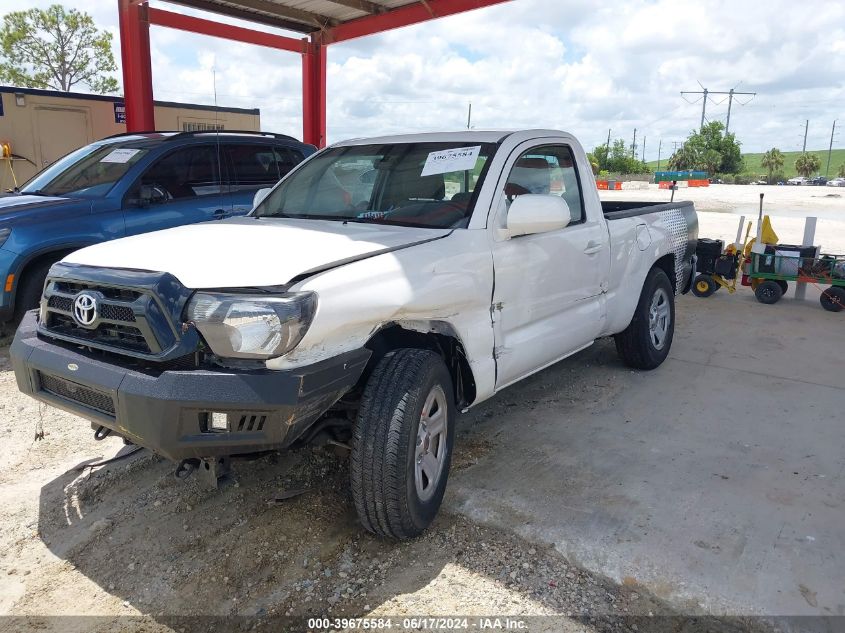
[6,0,845,156]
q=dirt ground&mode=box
[0,327,776,633]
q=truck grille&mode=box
[48,313,151,353]
[39,372,116,416]
[38,265,198,362]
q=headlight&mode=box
[0,228,10,249]
[186,292,317,359]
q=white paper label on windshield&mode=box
[421,146,481,177]
[100,148,141,164]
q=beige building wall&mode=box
[0,87,260,191]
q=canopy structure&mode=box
[117,0,512,146]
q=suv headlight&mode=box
[186,292,317,359]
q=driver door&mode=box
[123,144,232,235]
[491,143,608,389]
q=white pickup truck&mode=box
[12,130,697,539]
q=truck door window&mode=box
[274,147,304,178]
[505,145,585,225]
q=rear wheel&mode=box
[754,280,783,304]
[776,280,789,294]
[692,274,718,298]
[820,287,845,312]
[350,349,455,540]
[615,267,675,370]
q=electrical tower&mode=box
[681,83,756,132]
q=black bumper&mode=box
[11,312,370,461]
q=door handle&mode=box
[584,241,604,255]
[213,209,226,219]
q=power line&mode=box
[681,83,757,133]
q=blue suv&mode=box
[0,130,315,324]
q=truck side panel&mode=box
[601,204,698,336]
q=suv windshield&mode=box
[253,142,497,228]
[21,144,149,198]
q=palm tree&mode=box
[761,148,784,183]
[795,153,822,178]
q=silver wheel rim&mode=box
[648,287,671,350]
[415,384,448,502]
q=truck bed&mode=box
[602,200,695,220]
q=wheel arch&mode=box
[11,245,87,312]
[362,321,477,410]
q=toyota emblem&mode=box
[73,292,98,327]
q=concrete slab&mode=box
[449,288,844,616]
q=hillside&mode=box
[647,148,845,178]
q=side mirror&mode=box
[506,194,571,237]
[252,187,272,209]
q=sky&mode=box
[7,0,845,158]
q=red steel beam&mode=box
[118,0,155,131]
[323,0,512,44]
[148,7,306,53]
[302,35,327,148]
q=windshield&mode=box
[21,144,149,198]
[252,142,497,228]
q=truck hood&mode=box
[0,193,84,223]
[64,216,452,288]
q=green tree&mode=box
[600,138,648,174]
[0,5,118,93]
[794,153,822,178]
[761,148,784,183]
[665,121,744,175]
[839,164,845,178]
[666,143,697,171]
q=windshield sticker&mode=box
[421,146,481,177]
[100,148,141,164]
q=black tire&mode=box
[615,267,675,370]
[691,273,718,298]
[754,280,783,305]
[350,348,455,540]
[12,260,53,323]
[776,280,789,294]
[820,287,845,312]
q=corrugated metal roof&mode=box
[163,0,424,33]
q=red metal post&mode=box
[118,0,155,131]
[302,35,327,148]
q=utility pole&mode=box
[606,128,612,150]
[657,139,662,171]
[827,120,837,177]
[466,102,472,130]
[631,128,637,159]
[682,84,756,132]
[803,119,809,153]
[642,136,646,163]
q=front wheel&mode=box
[615,267,675,370]
[692,273,718,298]
[820,286,845,312]
[754,280,783,304]
[350,349,455,540]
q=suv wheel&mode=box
[350,349,455,540]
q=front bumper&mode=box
[11,312,370,461]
